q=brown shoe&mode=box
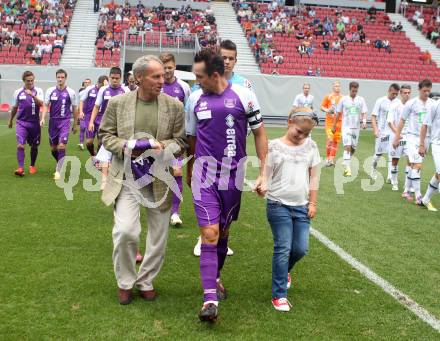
[118,288,133,305]
[139,289,157,301]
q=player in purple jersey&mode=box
[41,69,78,180]
[159,53,191,227]
[8,71,44,176]
[193,40,254,257]
[77,78,92,151]
[79,75,108,156]
[186,50,268,321]
[89,67,129,189]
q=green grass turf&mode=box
[1,122,439,339]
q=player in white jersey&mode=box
[387,84,412,191]
[333,82,368,177]
[418,99,440,211]
[370,83,400,181]
[393,79,434,204]
[292,83,314,109]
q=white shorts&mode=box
[375,134,390,155]
[389,138,408,159]
[342,127,360,148]
[95,145,113,163]
[432,144,440,174]
[406,135,429,164]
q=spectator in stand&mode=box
[316,68,321,77]
[273,54,284,64]
[322,38,330,52]
[374,37,383,51]
[431,28,439,44]
[31,46,42,64]
[298,43,307,58]
[128,23,137,37]
[417,15,424,30]
[359,30,366,43]
[367,6,377,23]
[332,39,341,53]
[53,37,64,51]
[41,40,53,54]
[306,66,314,76]
[382,39,391,53]
[336,20,345,33]
[103,37,114,50]
[412,9,421,23]
[352,31,360,44]
[323,17,333,36]
[421,50,432,64]
[345,30,353,42]
[341,14,349,25]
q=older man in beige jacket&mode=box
[99,55,186,305]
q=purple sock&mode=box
[51,149,59,161]
[200,244,218,302]
[79,128,85,144]
[171,176,183,214]
[217,236,229,279]
[57,149,66,171]
[30,146,38,166]
[17,147,25,168]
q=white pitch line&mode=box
[311,227,440,333]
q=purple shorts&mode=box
[192,184,242,229]
[49,119,70,146]
[16,120,41,146]
[84,115,97,140]
[79,117,87,130]
[88,115,103,140]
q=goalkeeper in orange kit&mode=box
[321,81,343,166]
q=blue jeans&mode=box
[267,199,310,299]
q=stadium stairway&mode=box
[211,2,260,74]
[60,0,99,68]
[389,13,440,66]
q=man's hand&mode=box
[419,144,426,157]
[79,111,85,120]
[40,118,45,127]
[374,129,379,138]
[254,175,267,197]
[331,125,336,134]
[25,89,33,96]
[362,122,367,130]
[308,203,317,219]
[88,122,94,132]
[8,119,13,129]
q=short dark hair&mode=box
[194,49,224,77]
[98,75,108,85]
[109,66,122,76]
[22,70,34,81]
[56,69,67,77]
[389,83,400,91]
[419,78,432,90]
[219,39,237,53]
[400,84,411,91]
[349,81,359,89]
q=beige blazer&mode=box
[98,90,186,210]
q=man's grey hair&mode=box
[400,83,411,90]
[132,55,163,77]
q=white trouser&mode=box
[113,184,171,290]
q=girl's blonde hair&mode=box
[288,107,316,125]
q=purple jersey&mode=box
[95,85,129,116]
[162,78,191,104]
[44,86,77,120]
[80,85,100,117]
[186,83,263,176]
[12,87,44,122]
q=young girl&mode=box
[266,107,321,312]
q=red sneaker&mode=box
[271,297,292,312]
[136,250,143,263]
[14,167,25,177]
[29,166,37,174]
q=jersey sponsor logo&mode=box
[19,94,27,100]
[224,98,236,109]
[225,115,236,157]
[51,94,58,100]
[89,93,96,97]
[199,101,208,111]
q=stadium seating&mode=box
[94,3,218,68]
[403,5,440,48]
[237,3,440,82]
[0,0,76,65]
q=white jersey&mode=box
[336,95,368,129]
[387,100,409,136]
[292,93,314,109]
[402,97,435,137]
[372,96,397,136]
[424,100,440,145]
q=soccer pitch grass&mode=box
[1,122,440,339]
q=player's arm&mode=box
[40,89,51,126]
[79,100,85,119]
[89,105,99,132]
[361,99,368,129]
[28,89,44,107]
[370,99,380,136]
[387,108,397,134]
[332,110,342,133]
[71,105,79,133]
[419,105,435,156]
[8,105,18,128]
[392,118,405,148]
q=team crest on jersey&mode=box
[173,87,181,94]
[199,101,208,110]
[225,114,235,128]
[224,98,236,109]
